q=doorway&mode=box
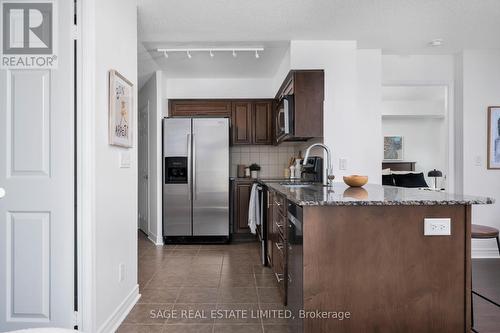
[138,102,150,235]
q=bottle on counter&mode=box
[294,159,302,179]
[289,165,296,179]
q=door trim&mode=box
[139,101,151,237]
[76,0,96,331]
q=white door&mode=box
[0,0,75,330]
[138,103,149,234]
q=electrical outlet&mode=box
[424,218,451,236]
[339,158,348,170]
[119,263,125,282]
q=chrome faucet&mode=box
[303,143,333,186]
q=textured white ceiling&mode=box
[137,0,500,87]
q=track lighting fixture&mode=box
[157,47,264,59]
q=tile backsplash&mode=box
[230,140,323,178]
[230,144,297,178]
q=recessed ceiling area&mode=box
[137,0,500,87]
[143,41,289,79]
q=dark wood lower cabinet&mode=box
[301,205,471,333]
[263,195,472,332]
[267,189,288,305]
[233,181,253,234]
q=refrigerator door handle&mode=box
[192,133,196,201]
[187,133,192,201]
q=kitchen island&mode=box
[262,182,494,333]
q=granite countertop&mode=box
[263,182,495,207]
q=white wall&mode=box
[92,0,139,331]
[289,41,382,183]
[462,50,500,257]
[138,71,163,245]
[165,78,275,100]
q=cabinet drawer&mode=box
[273,215,286,240]
[274,194,286,216]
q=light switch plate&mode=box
[424,218,451,236]
[119,151,131,168]
[339,158,348,170]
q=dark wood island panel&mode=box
[302,205,472,333]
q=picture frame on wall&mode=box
[488,106,500,169]
[109,69,133,148]
[384,136,404,161]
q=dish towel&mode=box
[248,183,260,234]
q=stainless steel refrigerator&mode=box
[162,118,229,242]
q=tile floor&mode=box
[121,233,500,333]
[119,232,287,333]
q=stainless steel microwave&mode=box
[275,94,294,142]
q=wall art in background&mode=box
[109,69,133,147]
[488,106,500,169]
[384,136,404,160]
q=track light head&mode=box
[187,51,192,59]
[209,50,214,58]
[255,50,260,59]
[232,50,237,58]
[163,51,168,58]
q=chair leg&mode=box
[496,236,500,256]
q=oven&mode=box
[275,95,294,142]
[256,184,268,266]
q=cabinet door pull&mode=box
[275,272,284,282]
[275,242,284,253]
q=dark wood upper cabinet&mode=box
[231,101,253,145]
[253,101,273,145]
[169,99,273,146]
[169,100,231,117]
[275,70,324,143]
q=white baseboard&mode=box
[472,248,500,259]
[147,231,163,246]
[97,284,140,333]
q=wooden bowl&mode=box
[343,175,368,187]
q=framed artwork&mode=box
[109,70,133,147]
[488,106,500,169]
[384,136,404,161]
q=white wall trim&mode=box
[77,0,97,331]
[147,231,163,246]
[97,285,140,333]
[155,71,164,247]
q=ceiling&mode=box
[137,0,500,87]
